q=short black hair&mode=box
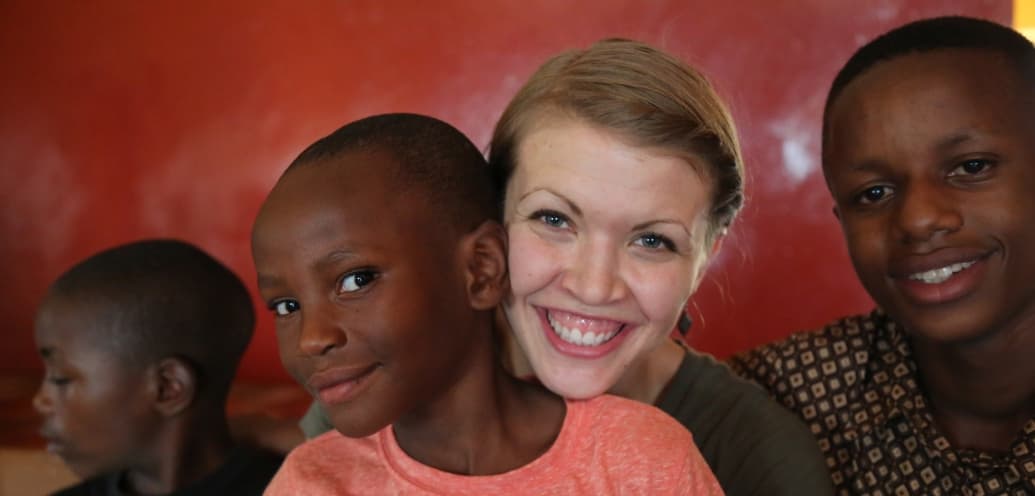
[824,16,1035,143]
[289,113,499,229]
[45,239,254,400]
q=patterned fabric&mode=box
[729,310,1035,496]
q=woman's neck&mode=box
[911,308,1035,453]
[392,347,565,476]
[608,338,685,405]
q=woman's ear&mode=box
[690,227,727,291]
[710,229,725,257]
[150,357,197,417]
[461,220,508,311]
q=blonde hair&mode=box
[489,38,744,234]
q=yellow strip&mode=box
[1016,0,1035,40]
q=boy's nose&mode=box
[298,306,347,357]
[561,240,627,305]
[32,384,53,415]
[895,181,963,244]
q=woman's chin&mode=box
[536,362,617,399]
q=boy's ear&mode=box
[149,357,197,417]
[461,220,508,311]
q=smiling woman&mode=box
[483,39,834,496]
[502,117,716,401]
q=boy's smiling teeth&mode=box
[908,261,976,284]
[547,309,624,347]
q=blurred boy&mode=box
[732,16,1035,495]
[34,239,281,495]
[253,113,722,494]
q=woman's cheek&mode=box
[630,260,697,329]
[507,226,564,294]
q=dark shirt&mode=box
[299,347,835,496]
[659,347,834,496]
[51,445,282,496]
[730,310,1035,495]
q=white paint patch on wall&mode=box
[766,107,819,187]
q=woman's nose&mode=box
[561,239,628,305]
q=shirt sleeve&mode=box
[726,345,836,496]
[663,349,835,496]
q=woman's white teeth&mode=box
[909,261,976,284]
[547,314,620,346]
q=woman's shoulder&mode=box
[660,347,838,496]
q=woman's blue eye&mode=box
[635,233,674,251]
[272,300,300,316]
[339,270,377,293]
[533,210,569,228]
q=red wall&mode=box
[0,1,1010,382]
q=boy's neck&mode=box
[911,308,1035,453]
[608,338,685,405]
[123,407,236,495]
[391,349,565,476]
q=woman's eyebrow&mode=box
[517,187,583,217]
[632,219,692,239]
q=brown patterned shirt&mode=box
[729,310,1035,495]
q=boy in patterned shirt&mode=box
[732,16,1035,495]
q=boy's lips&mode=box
[889,246,994,278]
[536,306,633,359]
[307,364,379,406]
[38,427,66,454]
[890,249,995,306]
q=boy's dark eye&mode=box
[271,299,300,316]
[857,185,893,205]
[47,376,71,387]
[338,270,378,293]
[949,159,993,177]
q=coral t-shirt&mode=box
[265,394,722,495]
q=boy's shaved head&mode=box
[288,113,499,230]
[824,16,1035,152]
[44,239,255,399]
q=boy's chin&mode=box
[62,456,111,480]
[894,305,1004,346]
[328,412,388,439]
